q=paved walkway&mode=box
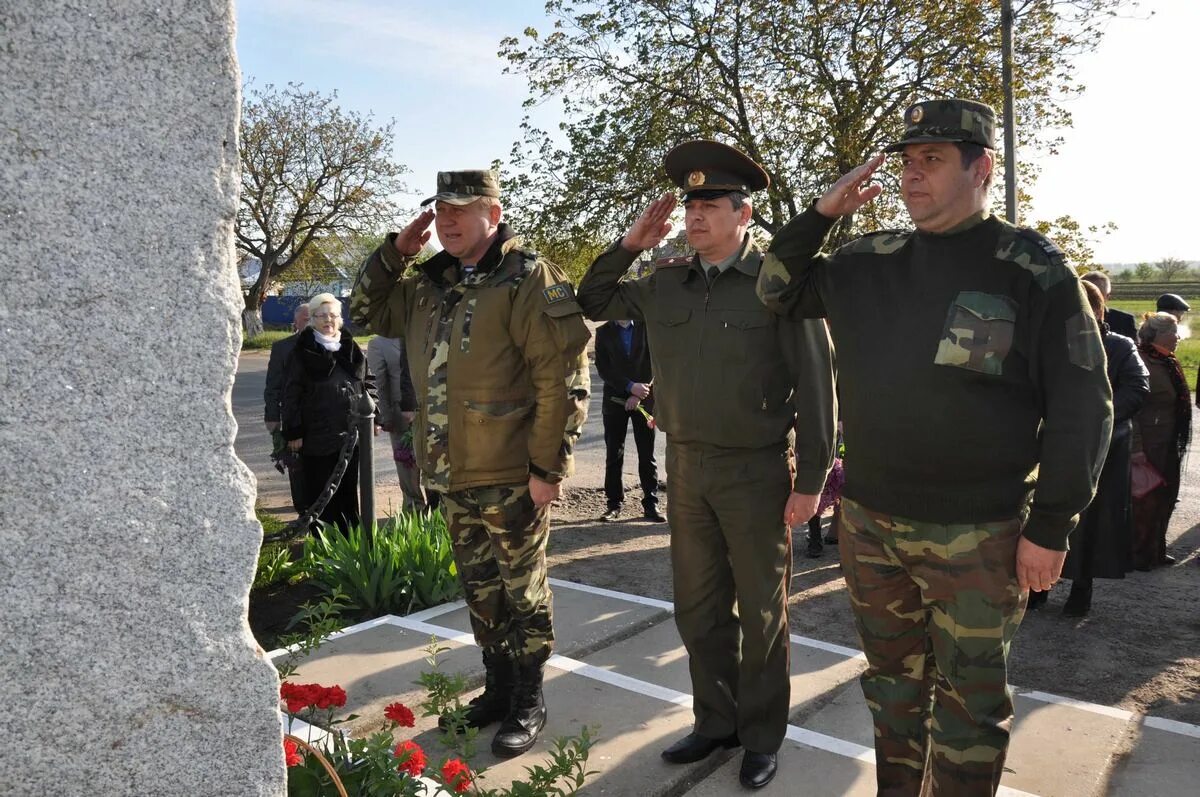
[272,579,1198,796]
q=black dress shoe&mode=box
[1026,589,1049,611]
[805,536,823,558]
[599,507,621,522]
[739,751,778,789]
[643,507,667,522]
[661,731,740,764]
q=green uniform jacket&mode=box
[351,226,591,491]
[757,208,1114,550]
[577,234,836,494]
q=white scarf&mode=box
[313,329,342,352]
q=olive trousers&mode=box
[666,440,794,754]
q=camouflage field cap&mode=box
[420,169,501,207]
[884,99,997,153]
[664,140,769,200]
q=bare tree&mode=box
[236,83,405,335]
[1155,257,1190,282]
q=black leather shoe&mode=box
[1026,589,1049,611]
[599,507,621,522]
[739,751,777,789]
[643,507,666,523]
[661,731,740,764]
[805,536,823,558]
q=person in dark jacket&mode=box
[1055,282,1149,616]
[1131,312,1190,570]
[282,293,374,534]
[594,319,663,522]
[264,303,310,513]
[1080,271,1136,341]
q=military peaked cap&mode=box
[421,169,501,207]
[884,99,997,152]
[664,140,769,200]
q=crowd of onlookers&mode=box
[1025,274,1192,616]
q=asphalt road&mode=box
[233,350,665,518]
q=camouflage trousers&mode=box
[441,483,553,668]
[838,498,1027,797]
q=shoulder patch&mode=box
[995,227,1072,289]
[838,230,912,256]
[543,282,575,304]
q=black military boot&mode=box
[439,646,514,732]
[491,661,547,757]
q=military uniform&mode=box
[577,142,836,776]
[351,170,590,755]
[757,100,1113,795]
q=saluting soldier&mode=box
[757,99,1113,795]
[577,141,836,790]
[351,170,591,758]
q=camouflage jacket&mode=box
[757,208,1114,551]
[577,234,836,495]
[351,225,591,492]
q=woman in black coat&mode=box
[1057,283,1149,616]
[282,293,374,534]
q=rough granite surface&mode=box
[0,2,285,794]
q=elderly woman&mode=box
[1131,311,1191,570]
[282,293,373,534]
[1052,284,1149,616]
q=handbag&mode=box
[1130,451,1165,499]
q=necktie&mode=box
[707,266,719,283]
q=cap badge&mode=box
[686,170,706,188]
[909,105,924,124]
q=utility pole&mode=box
[1001,0,1018,224]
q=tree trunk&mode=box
[241,252,276,337]
[242,308,264,338]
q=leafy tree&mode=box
[500,0,1135,261]
[1112,270,1132,283]
[236,83,405,335]
[1155,256,1190,283]
[1133,262,1156,281]
[1031,214,1116,272]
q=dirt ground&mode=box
[545,484,1200,726]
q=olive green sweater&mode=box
[758,208,1113,551]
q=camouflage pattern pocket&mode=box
[934,291,1018,376]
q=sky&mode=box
[235,0,1199,265]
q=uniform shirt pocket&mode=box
[934,291,1018,376]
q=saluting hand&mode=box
[621,192,677,253]
[815,154,886,219]
[393,209,436,257]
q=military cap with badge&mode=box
[884,98,997,152]
[421,169,501,206]
[664,139,770,200]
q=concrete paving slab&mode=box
[432,580,672,658]
[686,739,878,796]
[581,618,868,723]
[1107,719,1200,797]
